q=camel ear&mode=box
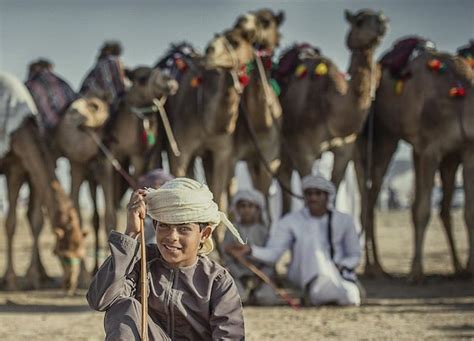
[276,11,285,26]
[54,228,65,239]
[344,10,355,24]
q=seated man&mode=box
[221,189,281,305]
[87,177,245,340]
[226,174,362,306]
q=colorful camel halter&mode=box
[155,42,200,83]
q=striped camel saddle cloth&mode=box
[26,70,77,129]
[80,56,125,102]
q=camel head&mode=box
[67,92,110,129]
[27,58,54,79]
[51,181,86,295]
[345,9,388,51]
[204,28,255,69]
[126,66,179,101]
[234,9,285,50]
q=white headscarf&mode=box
[301,174,336,209]
[146,177,244,255]
[231,189,266,211]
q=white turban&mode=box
[231,189,266,210]
[145,177,244,255]
[301,174,336,209]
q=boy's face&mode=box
[236,200,260,225]
[154,221,212,267]
[303,188,329,217]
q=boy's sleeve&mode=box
[86,231,141,311]
[339,214,362,270]
[210,271,245,340]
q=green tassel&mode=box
[147,132,156,146]
[269,78,281,96]
[246,61,255,75]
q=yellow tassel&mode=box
[395,80,404,95]
[314,63,328,76]
[295,64,307,77]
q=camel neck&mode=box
[347,48,375,113]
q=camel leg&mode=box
[169,151,192,178]
[278,149,294,215]
[331,144,355,192]
[462,149,474,275]
[2,163,25,290]
[248,160,274,222]
[354,130,399,278]
[409,151,439,283]
[70,161,85,225]
[88,177,101,274]
[25,182,53,289]
[438,153,464,275]
[100,160,117,235]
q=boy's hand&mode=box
[125,189,147,238]
[224,244,251,259]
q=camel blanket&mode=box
[274,43,321,81]
[26,70,77,129]
[155,42,201,81]
[0,73,38,159]
[80,56,125,102]
[379,36,436,79]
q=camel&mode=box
[0,73,85,293]
[164,27,255,212]
[60,67,177,272]
[353,43,474,280]
[277,9,388,214]
[229,9,285,214]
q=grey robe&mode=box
[87,231,245,340]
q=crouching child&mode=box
[87,177,245,340]
[222,189,282,306]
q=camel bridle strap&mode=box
[254,51,276,110]
[131,97,181,157]
[83,128,137,189]
[221,35,244,94]
[152,97,181,157]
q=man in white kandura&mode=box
[226,174,362,306]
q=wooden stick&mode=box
[140,218,148,341]
[236,256,300,311]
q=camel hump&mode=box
[274,43,321,85]
[154,42,202,81]
[25,69,77,130]
[457,40,474,59]
[80,56,125,103]
[379,36,436,79]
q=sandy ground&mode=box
[0,209,473,340]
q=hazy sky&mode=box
[1,0,473,88]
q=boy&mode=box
[87,177,245,340]
[221,189,281,305]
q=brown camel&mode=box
[229,9,285,214]
[0,73,85,293]
[56,66,177,272]
[278,9,388,214]
[353,45,474,281]
[165,27,254,212]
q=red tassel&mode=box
[239,74,250,87]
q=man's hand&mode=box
[224,243,251,260]
[125,189,147,238]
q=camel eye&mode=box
[138,76,149,85]
[356,17,365,27]
[88,102,99,111]
[228,38,240,48]
[260,18,270,28]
